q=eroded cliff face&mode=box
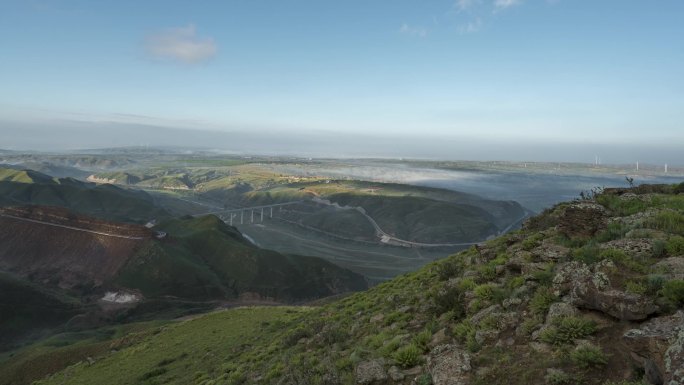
[0,206,152,290]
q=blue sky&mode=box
[1,1,683,162]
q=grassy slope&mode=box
[33,307,307,385]
[0,167,169,223]
[0,273,83,351]
[26,183,684,385]
[115,215,368,302]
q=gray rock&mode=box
[355,359,387,385]
[624,311,684,385]
[531,242,570,262]
[545,302,578,324]
[653,257,684,280]
[601,238,653,259]
[427,344,471,385]
[553,262,657,320]
[388,366,405,381]
[557,202,608,238]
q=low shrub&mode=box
[431,286,466,318]
[662,280,684,306]
[436,258,464,281]
[573,243,601,265]
[666,236,684,255]
[412,329,432,353]
[571,345,608,368]
[540,316,597,345]
[646,211,684,235]
[530,286,557,316]
[393,344,422,368]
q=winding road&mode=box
[0,213,147,240]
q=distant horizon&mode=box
[1,122,683,169]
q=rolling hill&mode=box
[0,167,169,224]
[6,182,683,385]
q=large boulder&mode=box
[553,262,657,320]
[427,344,471,385]
[355,359,387,385]
[653,257,684,280]
[600,238,654,259]
[624,311,684,385]
[557,202,608,238]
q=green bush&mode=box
[546,370,573,385]
[452,320,479,352]
[662,280,684,306]
[531,265,555,286]
[646,211,684,235]
[507,276,526,289]
[540,317,597,345]
[666,236,684,255]
[530,286,557,315]
[474,284,495,301]
[573,243,601,265]
[477,265,497,281]
[625,280,647,295]
[432,286,466,318]
[595,222,629,243]
[522,233,545,251]
[571,345,608,368]
[437,258,464,281]
[653,240,667,258]
[393,344,422,368]
[413,329,432,353]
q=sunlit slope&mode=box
[29,182,684,385]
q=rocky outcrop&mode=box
[557,202,608,238]
[624,311,684,385]
[600,238,654,259]
[553,262,658,320]
[355,359,388,385]
[654,257,684,280]
[427,344,471,385]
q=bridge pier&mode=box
[270,207,273,218]
[251,210,254,223]
[260,208,264,222]
[240,211,243,224]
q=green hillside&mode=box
[0,273,82,351]
[15,182,684,385]
[116,215,368,301]
[0,167,169,223]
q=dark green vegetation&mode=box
[0,168,169,223]
[0,272,82,351]
[4,183,681,385]
[115,215,367,301]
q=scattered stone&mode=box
[427,344,471,385]
[600,238,653,259]
[429,328,449,348]
[370,314,384,324]
[545,302,578,324]
[503,297,522,309]
[531,242,570,262]
[398,305,413,313]
[355,359,387,385]
[388,366,405,381]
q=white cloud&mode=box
[459,18,483,34]
[455,0,479,11]
[145,24,217,64]
[494,0,522,10]
[399,23,428,38]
